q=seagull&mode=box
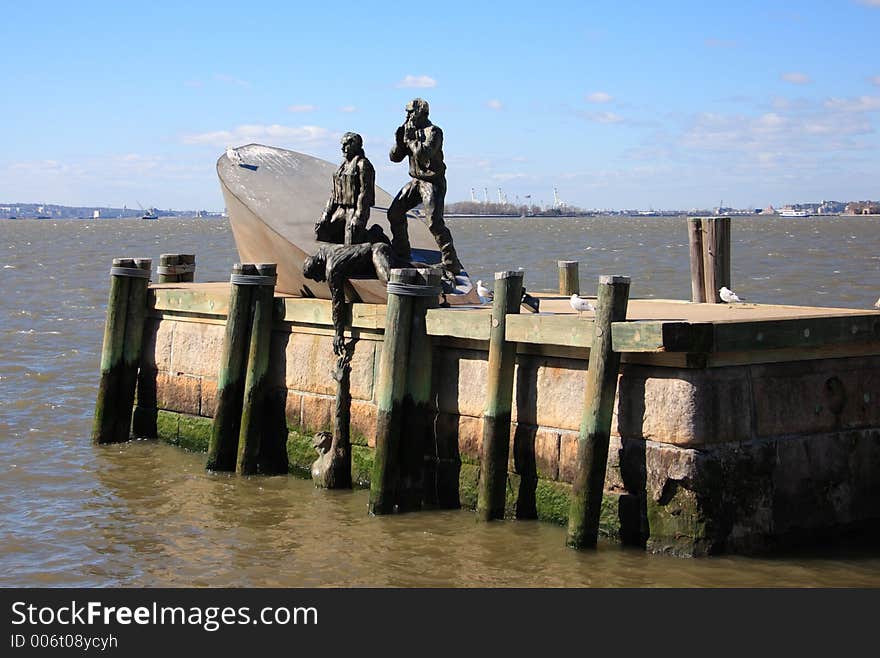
[570,293,595,313]
[874,297,880,309]
[476,280,493,304]
[226,147,242,164]
[719,286,743,303]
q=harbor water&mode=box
[1,215,879,587]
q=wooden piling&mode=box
[236,263,277,475]
[558,260,579,296]
[566,275,630,549]
[206,264,257,471]
[687,218,706,303]
[476,270,524,521]
[369,268,420,515]
[114,257,152,443]
[157,253,196,283]
[702,217,731,303]
[92,258,133,444]
[399,268,442,512]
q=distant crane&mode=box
[470,188,478,203]
[483,187,489,204]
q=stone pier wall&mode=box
[136,312,880,556]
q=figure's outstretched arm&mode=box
[327,273,348,355]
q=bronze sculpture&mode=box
[388,98,463,274]
[302,241,394,355]
[315,132,376,245]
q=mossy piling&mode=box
[476,270,524,521]
[92,257,152,444]
[566,275,630,549]
[206,263,258,471]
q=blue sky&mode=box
[1,0,878,210]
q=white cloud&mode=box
[586,91,612,103]
[288,104,317,113]
[781,72,811,84]
[214,73,250,87]
[486,99,503,110]
[182,124,334,147]
[396,74,437,89]
[824,95,880,112]
[582,111,623,124]
[340,105,357,113]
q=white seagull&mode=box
[719,286,743,303]
[476,280,493,304]
[874,297,880,309]
[570,293,595,313]
[226,147,242,164]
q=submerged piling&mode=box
[477,270,524,521]
[558,260,579,296]
[566,275,630,549]
[93,258,152,444]
[114,258,152,443]
[236,263,278,475]
[399,267,442,512]
[206,264,258,471]
[369,268,420,515]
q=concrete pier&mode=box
[134,281,880,556]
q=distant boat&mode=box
[142,208,159,220]
[779,208,810,218]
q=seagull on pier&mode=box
[874,297,880,309]
[719,286,743,303]
[476,280,493,304]
[570,293,595,314]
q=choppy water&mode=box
[1,215,879,587]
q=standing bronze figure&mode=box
[315,132,376,245]
[388,98,463,274]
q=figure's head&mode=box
[405,98,430,125]
[302,251,327,282]
[340,132,364,159]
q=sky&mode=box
[1,0,879,211]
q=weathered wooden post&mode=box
[399,267,442,512]
[687,218,706,303]
[558,260,579,296]
[114,257,152,443]
[157,253,195,283]
[206,263,258,471]
[566,275,630,549]
[236,263,278,475]
[477,270,524,521]
[702,216,731,303]
[369,268,420,515]
[92,258,141,444]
